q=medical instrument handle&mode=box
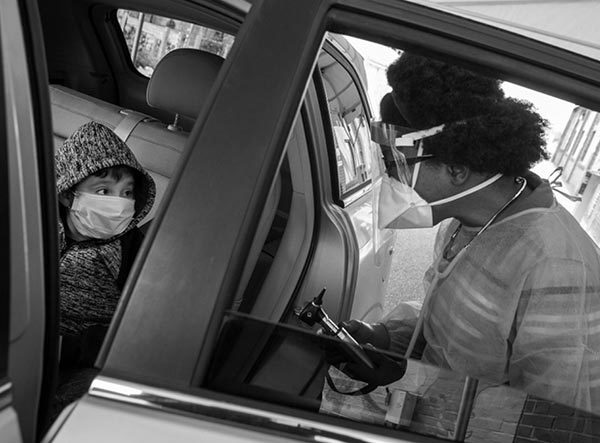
[296,288,375,370]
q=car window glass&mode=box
[204,32,600,443]
[116,9,235,77]
[318,50,372,200]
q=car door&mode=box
[3,0,58,442]
[319,36,396,323]
[0,8,21,439]
[0,55,22,436]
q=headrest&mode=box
[146,48,224,119]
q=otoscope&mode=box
[296,287,375,370]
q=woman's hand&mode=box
[340,320,391,350]
[340,344,406,386]
[320,320,405,386]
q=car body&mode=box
[3,0,600,442]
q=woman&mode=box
[340,53,600,413]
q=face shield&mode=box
[370,122,414,186]
[370,122,444,237]
[370,122,443,186]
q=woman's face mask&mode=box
[68,192,135,239]
[379,164,502,229]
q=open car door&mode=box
[2,0,59,442]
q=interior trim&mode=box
[0,381,12,397]
[0,381,13,411]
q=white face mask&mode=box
[68,192,135,239]
[378,144,503,229]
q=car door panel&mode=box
[3,0,56,440]
[345,191,395,322]
[48,389,306,443]
[0,4,23,442]
[51,375,434,443]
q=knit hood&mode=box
[55,121,155,233]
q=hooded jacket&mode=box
[56,121,155,337]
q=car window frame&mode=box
[97,2,600,441]
[330,1,600,110]
[19,0,60,435]
[100,0,331,384]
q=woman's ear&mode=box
[445,164,470,186]
[58,191,74,208]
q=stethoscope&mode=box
[404,175,528,359]
[442,176,528,261]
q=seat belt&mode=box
[114,109,156,142]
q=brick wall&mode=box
[399,370,528,443]
[514,396,600,443]
[466,383,526,443]
[408,369,463,439]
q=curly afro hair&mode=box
[387,53,505,129]
[425,98,549,176]
[386,52,549,175]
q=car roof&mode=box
[410,0,600,62]
[206,0,600,63]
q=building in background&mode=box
[117,10,234,77]
[551,107,600,244]
[552,107,600,195]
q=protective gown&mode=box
[384,178,600,413]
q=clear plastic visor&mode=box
[370,122,443,187]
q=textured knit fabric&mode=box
[56,121,155,336]
[384,178,600,412]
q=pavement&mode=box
[383,227,435,315]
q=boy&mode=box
[55,121,155,367]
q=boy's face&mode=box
[59,168,137,241]
[74,169,135,199]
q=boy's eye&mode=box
[96,188,108,195]
[123,190,134,198]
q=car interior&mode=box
[6,0,599,442]
[40,0,359,424]
[49,48,215,227]
[44,2,318,320]
[32,1,531,436]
